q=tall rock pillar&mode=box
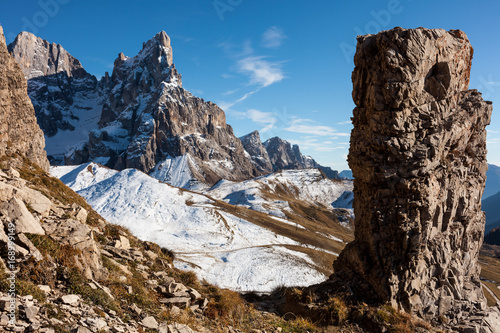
[334,27,491,318]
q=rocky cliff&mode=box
[239,130,273,174]
[0,26,49,171]
[8,32,103,164]
[333,27,494,325]
[261,136,339,178]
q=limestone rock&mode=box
[0,25,49,171]
[141,316,159,330]
[0,197,45,235]
[61,294,80,306]
[333,27,491,322]
[82,31,259,186]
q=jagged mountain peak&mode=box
[8,31,86,80]
[110,31,179,91]
[239,130,273,174]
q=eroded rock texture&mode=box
[0,26,49,171]
[334,27,492,319]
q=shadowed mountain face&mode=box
[333,27,493,324]
[484,190,500,233]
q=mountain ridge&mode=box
[9,30,343,187]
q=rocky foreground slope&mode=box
[331,27,500,331]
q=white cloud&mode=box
[262,26,286,48]
[246,109,277,133]
[287,138,348,152]
[285,118,349,137]
[337,120,352,125]
[237,56,284,87]
[218,39,253,58]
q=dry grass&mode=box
[479,253,500,302]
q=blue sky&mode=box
[1,0,499,170]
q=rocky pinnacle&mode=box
[333,27,492,320]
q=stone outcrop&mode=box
[333,27,494,325]
[8,32,102,163]
[0,26,49,171]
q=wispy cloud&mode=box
[288,138,348,152]
[218,39,253,58]
[262,26,286,49]
[219,88,262,110]
[231,108,277,133]
[218,38,286,110]
[237,56,284,87]
[247,109,277,132]
[285,118,349,137]
[337,120,352,125]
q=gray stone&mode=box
[159,297,190,308]
[61,294,80,306]
[188,289,201,300]
[0,197,45,234]
[37,285,51,294]
[24,304,39,322]
[17,233,43,261]
[141,316,158,329]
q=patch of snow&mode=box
[150,155,196,189]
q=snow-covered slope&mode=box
[52,164,350,292]
[206,169,353,217]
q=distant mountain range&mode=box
[483,164,500,235]
[8,31,343,188]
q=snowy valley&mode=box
[51,163,354,293]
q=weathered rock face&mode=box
[264,137,316,171]
[239,131,273,174]
[334,28,491,320]
[0,26,49,171]
[8,32,102,163]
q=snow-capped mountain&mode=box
[10,31,261,186]
[240,131,342,180]
[10,30,346,188]
[51,163,353,292]
[206,168,353,218]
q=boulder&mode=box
[0,197,45,235]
